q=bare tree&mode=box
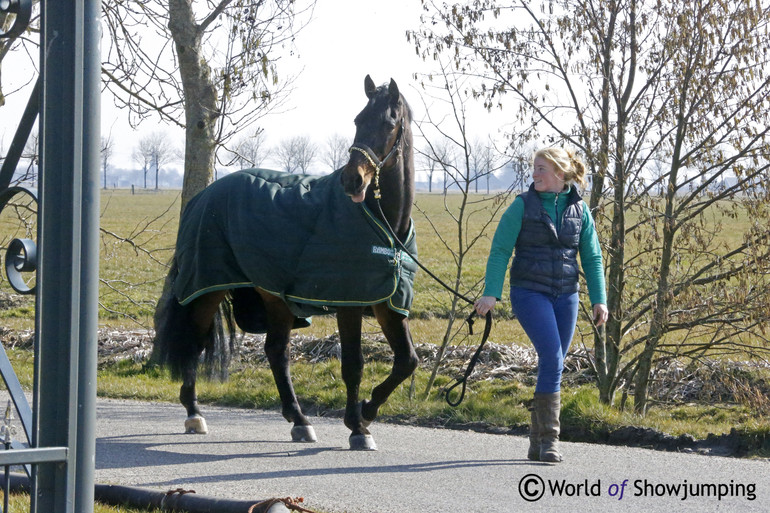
[469,139,484,194]
[274,136,298,174]
[101,0,315,209]
[510,156,529,193]
[132,132,175,189]
[323,133,349,172]
[230,130,269,169]
[275,135,316,174]
[471,138,507,194]
[419,146,439,193]
[147,132,176,190]
[101,135,114,189]
[132,139,152,189]
[414,60,514,397]
[422,140,453,194]
[412,0,770,413]
[294,135,316,174]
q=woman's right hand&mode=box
[474,296,497,316]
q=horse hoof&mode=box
[184,415,208,434]
[349,434,377,451]
[291,425,317,443]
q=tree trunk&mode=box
[423,184,472,398]
[168,0,219,211]
[596,157,627,405]
[633,124,683,413]
[633,191,676,414]
[591,2,637,406]
[423,233,467,398]
[423,308,458,400]
[586,6,616,404]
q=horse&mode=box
[152,75,417,451]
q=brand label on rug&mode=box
[371,246,395,257]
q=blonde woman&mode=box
[475,147,608,463]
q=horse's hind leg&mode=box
[360,303,418,425]
[181,366,207,434]
[258,289,316,443]
[181,290,227,434]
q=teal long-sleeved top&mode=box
[483,189,607,306]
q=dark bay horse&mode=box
[152,75,417,450]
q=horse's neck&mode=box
[370,158,413,242]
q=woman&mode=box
[475,147,608,463]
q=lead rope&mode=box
[372,192,493,407]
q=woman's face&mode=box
[532,156,565,193]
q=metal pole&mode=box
[75,0,101,510]
[32,1,97,511]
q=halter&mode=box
[348,118,405,200]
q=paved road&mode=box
[92,398,769,512]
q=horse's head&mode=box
[341,75,411,203]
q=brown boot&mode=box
[527,403,541,461]
[535,391,563,463]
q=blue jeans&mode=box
[510,287,579,394]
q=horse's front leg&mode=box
[360,303,419,425]
[337,306,376,450]
[259,289,316,443]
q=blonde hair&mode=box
[533,147,588,189]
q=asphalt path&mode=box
[91,398,770,513]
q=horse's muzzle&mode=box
[341,163,370,203]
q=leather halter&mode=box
[348,119,405,200]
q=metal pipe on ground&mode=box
[0,473,309,512]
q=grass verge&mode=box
[5,346,768,459]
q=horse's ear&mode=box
[365,75,377,99]
[388,79,400,104]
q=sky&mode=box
[261,0,428,142]
[1,0,508,177]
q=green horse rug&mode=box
[172,168,417,332]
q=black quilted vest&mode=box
[510,184,583,296]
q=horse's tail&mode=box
[204,297,236,381]
[151,258,236,381]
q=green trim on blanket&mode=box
[179,281,255,305]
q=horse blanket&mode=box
[173,168,418,324]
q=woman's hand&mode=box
[593,303,609,327]
[474,296,497,316]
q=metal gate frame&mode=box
[0,1,100,512]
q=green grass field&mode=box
[1,187,769,460]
